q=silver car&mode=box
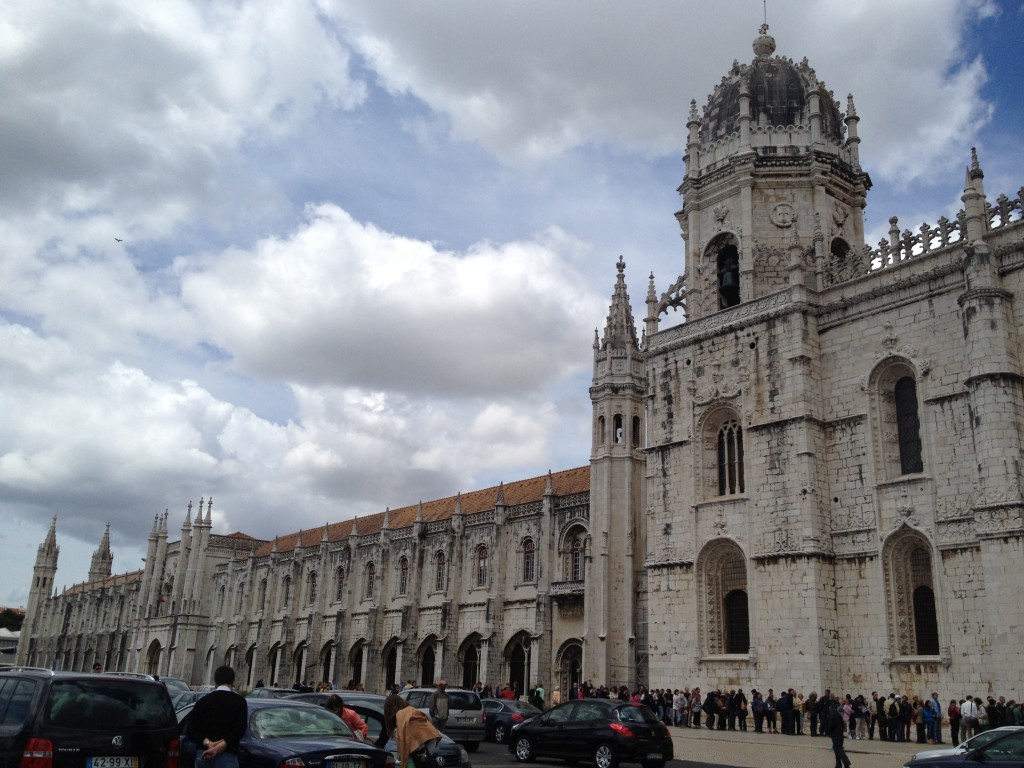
[400,687,484,752]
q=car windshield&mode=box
[616,705,660,724]
[250,706,355,740]
[46,679,175,728]
[968,730,1015,750]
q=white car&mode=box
[910,726,1024,761]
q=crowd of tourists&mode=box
[554,683,1023,746]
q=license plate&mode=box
[89,758,138,768]
[458,717,474,723]
[645,754,662,761]
[326,761,364,768]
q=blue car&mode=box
[178,698,394,768]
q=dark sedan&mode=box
[509,698,672,768]
[481,699,540,743]
[178,698,394,768]
[905,729,1024,768]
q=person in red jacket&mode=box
[323,694,370,741]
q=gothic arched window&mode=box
[870,359,926,480]
[236,583,246,614]
[885,531,941,657]
[307,572,317,606]
[334,567,345,602]
[364,562,376,601]
[398,557,409,596]
[895,377,923,474]
[522,539,536,583]
[475,546,488,588]
[281,575,291,609]
[258,578,267,611]
[698,540,749,656]
[434,551,447,592]
[570,537,585,581]
[717,419,745,495]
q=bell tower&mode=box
[586,257,648,687]
[17,517,60,665]
[675,25,871,322]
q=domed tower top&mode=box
[690,26,849,163]
[673,27,871,323]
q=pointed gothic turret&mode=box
[87,523,114,583]
[16,518,60,665]
[586,256,647,687]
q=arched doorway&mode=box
[505,633,531,699]
[382,641,399,691]
[555,640,583,695]
[349,642,364,687]
[420,642,436,687]
[320,641,336,687]
[145,640,162,677]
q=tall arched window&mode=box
[475,546,488,588]
[307,572,318,606]
[885,531,941,657]
[281,575,291,609]
[871,359,925,480]
[570,537,585,581]
[698,540,749,656]
[364,563,376,600]
[895,377,923,474]
[258,578,267,611]
[236,583,246,614]
[434,551,447,592]
[334,567,345,602]
[522,539,536,582]
[717,419,745,495]
[716,241,740,308]
[398,557,409,596]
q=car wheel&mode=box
[464,742,480,753]
[494,723,508,743]
[594,744,619,768]
[641,760,665,768]
[514,736,536,762]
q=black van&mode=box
[0,668,179,768]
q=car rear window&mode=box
[45,679,175,729]
[446,692,480,711]
[0,679,38,725]
[617,705,660,724]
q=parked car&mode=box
[0,667,179,768]
[287,691,471,768]
[910,726,1024,762]
[171,689,209,710]
[508,698,673,768]
[905,728,1024,768]
[247,686,301,699]
[177,698,394,768]
[481,698,540,743]
[161,677,192,696]
[399,687,484,752]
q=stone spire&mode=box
[87,523,113,583]
[599,256,640,357]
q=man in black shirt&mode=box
[185,666,248,768]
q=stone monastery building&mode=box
[19,27,1024,697]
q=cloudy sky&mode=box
[2,0,1021,608]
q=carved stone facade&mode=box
[18,27,1024,696]
[639,26,1024,695]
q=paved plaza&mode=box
[670,725,925,768]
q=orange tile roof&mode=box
[252,466,590,557]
